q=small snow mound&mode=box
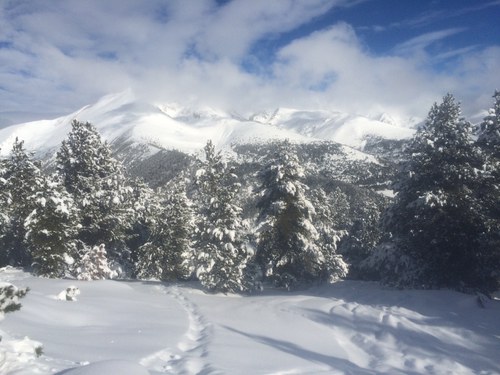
[0,266,28,282]
[56,286,80,301]
[0,336,43,374]
[59,359,150,375]
[476,293,490,308]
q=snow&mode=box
[0,90,414,157]
[1,267,499,375]
[266,107,415,148]
[59,360,150,375]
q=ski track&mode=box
[140,285,217,375]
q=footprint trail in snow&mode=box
[140,285,216,375]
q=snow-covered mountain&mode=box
[0,90,414,159]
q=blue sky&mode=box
[0,0,499,125]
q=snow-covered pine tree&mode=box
[125,178,157,275]
[0,139,45,267]
[56,120,134,268]
[76,244,116,280]
[160,178,194,281]
[136,177,193,281]
[256,141,334,288]
[309,188,349,282]
[192,140,252,293]
[477,91,500,212]
[377,94,495,291]
[0,151,9,266]
[0,282,28,318]
[477,90,500,153]
[476,90,500,286]
[24,178,79,278]
[337,190,386,279]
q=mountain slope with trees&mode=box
[0,92,498,294]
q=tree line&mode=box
[1,91,499,294]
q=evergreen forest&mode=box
[1,92,499,295]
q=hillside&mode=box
[0,90,414,201]
[0,91,414,282]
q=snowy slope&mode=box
[260,107,414,149]
[0,90,414,158]
[1,268,499,375]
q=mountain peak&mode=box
[156,103,228,122]
[0,91,415,157]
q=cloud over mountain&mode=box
[0,0,499,124]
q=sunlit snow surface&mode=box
[0,90,414,158]
[1,268,499,375]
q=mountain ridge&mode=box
[0,90,415,159]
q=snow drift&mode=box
[1,267,498,375]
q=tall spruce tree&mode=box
[136,178,193,281]
[0,150,9,266]
[379,94,496,291]
[309,188,349,282]
[192,140,252,293]
[477,90,500,216]
[56,120,134,267]
[24,178,79,277]
[478,90,500,153]
[126,178,158,275]
[256,141,339,288]
[0,139,44,267]
[476,90,500,286]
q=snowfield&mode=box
[1,267,499,375]
[0,90,414,158]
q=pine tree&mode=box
[56,120,134,267]
[161,179,194,281]
[477,91,500,218]
[310,188,349,282]
[0,283,28,318]
[256,141,338,288]
[378,94,496,291]
[0,139,45,267]
[477,90,500,153]
[0,151,9,266]
[76,244,116,280]
[192,140,252,293]
[476,91,500,286]
[24,178,79,278]
[337,190,385,278]
[126,178,158,276]
[136,178,194,281]
[57,120,117,196]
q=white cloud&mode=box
[269,24,439,118]
[266,23,500,120]
[393,28,466,56]
[194,0,337,60]
[0,0,499,124]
